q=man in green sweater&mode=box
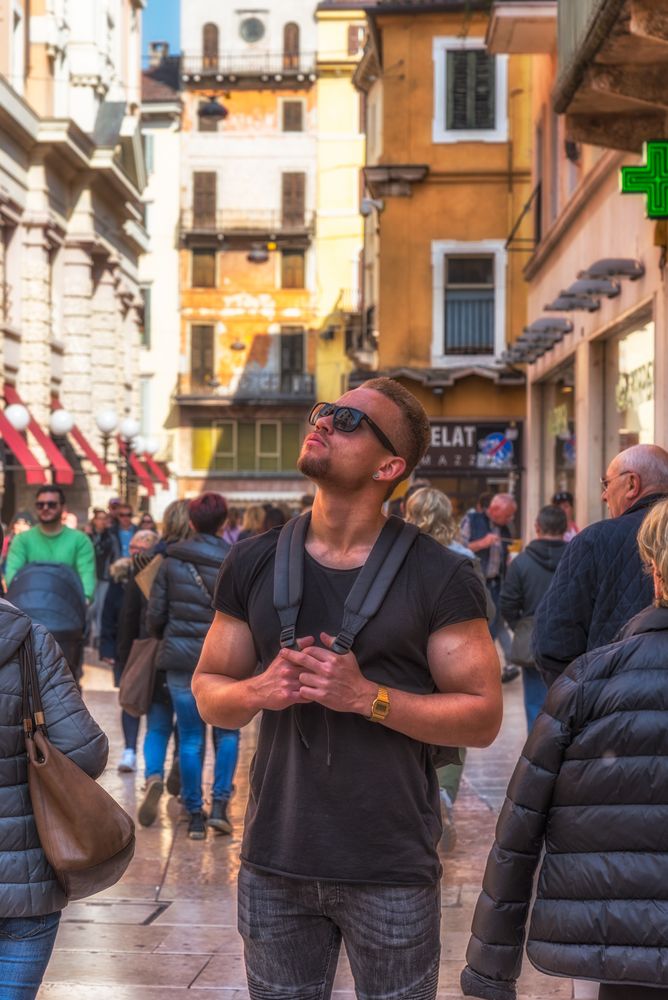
[6,486,96,600]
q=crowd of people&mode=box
[3,379,668,1000]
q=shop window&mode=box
[281,422,301,469]
[611,321,655,451]
[190,324,214,388]
[192,249,217,288]
[192,419,303,472]
[192,421,234,471]
[282,100,304,133]
[281,250,305,289]
[258,421,280,471]
[433,37,507,144]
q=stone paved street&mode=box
[36,656,582,1000]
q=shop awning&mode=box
[142,453,170,490]
[51,397,113,486]
[0,409,47,485]
[118,438,155,496]
[4,387,74,485]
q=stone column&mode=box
[61,241,94,425]
[91,260,122,504]
[19,220,52,423]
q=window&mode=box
[348,24,365,56]
[203,23,219,69]
[198,106,219,132]
[191,420,302,471]
[283,22,300,70]
[281,251,305,289]
[240,16,265,43]
[190,324,214,388]
[282,100,304,133]
[433,38,508,144]
[142,133,154,174]
[192,249,217,288]
[140,285,151,347]
[281,172,306,227]
[431,240,506,363]
[280,327,305,390]
[192,172,217,228]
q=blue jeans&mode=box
[487,578,513,662]
[523,666,548,732]
[166,671,240,813]
[143,699,176,780]
[238,864,441,1000]
[0,912,61,999]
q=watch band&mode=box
[368,685,390,723]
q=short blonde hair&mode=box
[161,499,192,544]
[637,499,668,606]
[242,504,265,534]
[405,487,456,547]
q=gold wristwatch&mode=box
[368,685,390,723]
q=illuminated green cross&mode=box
[620,141,668,219]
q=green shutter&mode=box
[447,50,496,131]
[238,422,255,470]
[281,422,301,470]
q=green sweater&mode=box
[5,525,96,600]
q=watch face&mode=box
[240,16,265,43]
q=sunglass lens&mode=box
[333,407,358,432]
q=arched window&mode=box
[203,23,219,70]
[283,22,300,71]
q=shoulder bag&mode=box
[119,636,161,717]
[21,631,136,900]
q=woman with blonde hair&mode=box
[237,504,265,541]
[462,497,668,1000]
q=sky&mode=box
[142,0,180,64]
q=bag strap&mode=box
[20,630,47,741]
[273,513,419,653]
[185,561,214,601]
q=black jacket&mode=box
[533,493,668,687]
[0,600,108,917]
[146,533,230,673]
[462,604,668,999]
[500,539,566,630]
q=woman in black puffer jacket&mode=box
[461,497,668,1000]
[147,492,238,842]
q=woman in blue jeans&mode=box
[147,492,239,840]
[0,527,109,998]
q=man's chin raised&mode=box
[297,452,329,481]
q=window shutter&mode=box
[283,22,300,70]
[281,251,305,289]
[193,172,217,228]
[282,101,304,132]
[447,50,495,130]
[192,250,216,288]
[191,325,214,386]
[281,173,305,226]
[473,51,495,129]
[202,23,219,69]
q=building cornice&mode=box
[364,163,429,196]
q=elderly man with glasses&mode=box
[534,444,668,689]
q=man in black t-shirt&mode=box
[194,378,502,1000]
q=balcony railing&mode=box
[180,208,315,236]
[181,52,317,81]
[185,371,315,401]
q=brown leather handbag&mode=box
[21,632,136,900]
[118,636,161,718]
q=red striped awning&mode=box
[118,438,155,496]
[51,397,113,486]
[143,453,170,490]
[0,409,47,485]
[4,387,73,485]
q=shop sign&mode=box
[417,421,521,472]
[616,361,654,413]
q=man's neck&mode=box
[306,489,386,569]
[38,522,64,538]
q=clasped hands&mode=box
[252,633,376,716]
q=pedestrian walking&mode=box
[534,443,668,687]
[460,492,520,683]
[1,510,33,576]
[461,497,668,1000]
[194,379,501,1000]
[147,492,238,840]
[551,490,578,541]
[86,507,114,652]
[405,486,495,854]
[499,505,567,731]
[0,522,108,998]
[110,502,137,560]
[236,504,264,541]
[138,513,157,532]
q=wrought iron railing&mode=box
[181,52,317,79]
[180,208,315,235]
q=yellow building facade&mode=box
[354,2,533,517]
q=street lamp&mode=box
[5,403,30,432]
[49,408,75,436]
[95,409,119,466]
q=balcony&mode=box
[180,208,315,245]
[486,1,556,55]
[181,371,315,403]
[553,0,668,151]
[181,52,317,88]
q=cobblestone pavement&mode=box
[36,655,582,1000]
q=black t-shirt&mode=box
[213,525,487,885]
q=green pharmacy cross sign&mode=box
[620,141,668,219]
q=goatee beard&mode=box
[297,451,328,480]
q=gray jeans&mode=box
[238,863,441,1000]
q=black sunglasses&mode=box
[308,402,399,457]
[35,501,59,510]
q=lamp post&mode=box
[118,417,140,504]
[95,409,119,467]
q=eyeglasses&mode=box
[600,470,631,491]
[308,402,399,457]
[35,501,59,510]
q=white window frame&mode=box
[431,240,507,366]
[432,36,508,145]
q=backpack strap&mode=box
[331,517,419,653]
[273,512,311,650]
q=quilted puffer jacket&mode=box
[533,493,668,687]
[0,600,108,917]
[462,604,668,999]
[147,533,230,673]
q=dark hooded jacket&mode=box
[0,600,108,917]
[533,493,668,688]
[461,604,668,999]
[500,539,566,629]
[146,533,230,673]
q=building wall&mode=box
[180,0,317,63]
